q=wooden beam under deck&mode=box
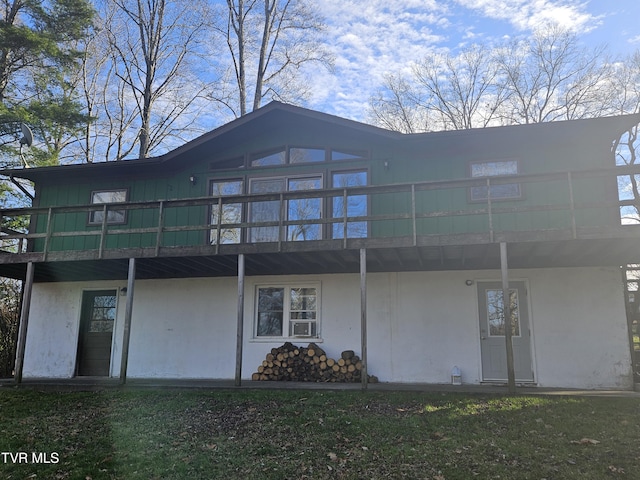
[1,234,640,283]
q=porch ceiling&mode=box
[0,236,638,283]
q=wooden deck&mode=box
[1,165,640,281]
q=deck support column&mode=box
[360,248,368,390]
[235,254,245,386]
[500,242,516,394]
[14,261,35,384]
[119,258,136,384]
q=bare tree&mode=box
[213,0,331,117]
[369,74,430,134]
[610,52,640,223]
[413,44,507,130]
[369,24,613,133]
[370,45,506,133]
[96,0,210,160]
[495,24,612,124]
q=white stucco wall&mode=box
[22,280,125,378]
[21,266,633,389]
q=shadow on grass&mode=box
[0,388,638,479]
[0,388,117,479]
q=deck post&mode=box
[360,248,368,390]
[235,253,245,386]
[14,261,35,384]
[500,242,516,394]
[119,258,136,384]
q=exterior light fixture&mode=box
[189,175,197,186]
[465,279,474,286]
[451,366,462,385]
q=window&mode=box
[287,177,322,241]
[89,189,128,225]
[251,149,286,167]
[332,170,368,238]
[210,179,244,244]
[249,146,368,167]
[289,148,325,163]
[249,175,322,242]
[469,160,521,201]
[86,292,117,333]
[249,178,286,242]
[331,149,367,161]
[256,285,319,338]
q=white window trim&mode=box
[252,282,321,341]
[88,189,129,225]
[468,159,522,202]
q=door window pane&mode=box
[210,180,243,244]
[89,294,116,333]
[287,177,322,241]
[486,289,520,337]
[332,171,367,238]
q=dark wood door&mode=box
[77,290,117,376]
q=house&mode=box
[1,101,639,390]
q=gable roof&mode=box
[2,101,639,183]
[2,101,399,183]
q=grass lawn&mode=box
[0,388,638,479]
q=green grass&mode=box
[0,388,638,479]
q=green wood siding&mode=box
[29,122,620,254]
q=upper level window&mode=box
[248,175,322,242]
[210,179,244,244]
[332,170,368,238]
[89,189,128,225]
[290,148,326,163]
[249,146,367,167]
[469,160,521,202]
[331,149,368,161]
[251,149,286,167]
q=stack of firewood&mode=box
[251,342,369,383]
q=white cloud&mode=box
[304,0,624,121]
[306,0,450,120]
[454,0,598,33]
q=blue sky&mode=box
[308,0,640,121]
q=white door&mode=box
[477,281,534,382]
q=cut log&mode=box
[341,350,355,360]
[252,343,368,383]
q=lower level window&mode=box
[256,285,318,338]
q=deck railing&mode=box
[0,165,639,261]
